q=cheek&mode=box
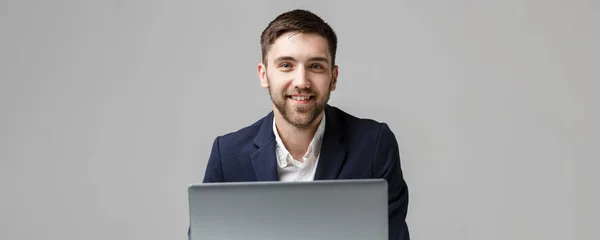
[267,81,286,95]
[267,74,291,90]
[313,75,333,92]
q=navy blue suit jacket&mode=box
[200,105,410,240]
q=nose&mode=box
[292,67,310,89]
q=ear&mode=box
[258,62,269,88]
[330,65,338,91]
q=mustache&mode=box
[284,88,317,96]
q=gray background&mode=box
[1,0,598,240]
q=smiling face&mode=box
[258,32,338,129]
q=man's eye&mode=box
[311,64,324,69]
[280,63,291,68]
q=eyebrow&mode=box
[274,56,296,63]
[308,57,329,63]
[273,56,330,64]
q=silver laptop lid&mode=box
[188,179,388,240]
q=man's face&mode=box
[258,32,338,129]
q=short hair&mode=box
[260,9,338,66]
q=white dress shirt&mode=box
[272,113,326,182]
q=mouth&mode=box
[287,95,314,104]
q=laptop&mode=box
[187,179,388,240]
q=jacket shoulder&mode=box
[327,106,398,152]
[329,105,388,132]
[216,116,265,149]
[214,110,276,158]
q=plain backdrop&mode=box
[1,0,598,240]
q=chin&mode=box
[272,98,323,127]
[290,111,321,127]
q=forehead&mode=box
[267,32,331,62]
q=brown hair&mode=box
[260,9,338,66]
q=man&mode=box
[200,9,410,240]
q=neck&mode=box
[274,111,324,160]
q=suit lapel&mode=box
[250,140,278,181]
[314,105,347,180]
[249,112,279,181]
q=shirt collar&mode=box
[272,112,326,168]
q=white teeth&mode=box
[291,96,309,101]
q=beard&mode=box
[267,77,331,130]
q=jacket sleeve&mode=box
[374,123,410,240]
[202,136,225,183]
